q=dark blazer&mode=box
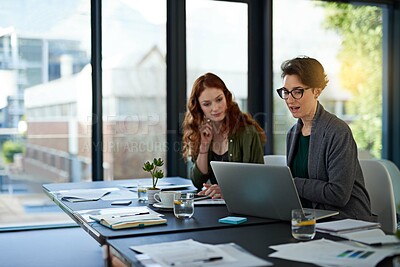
[287,102,376,221]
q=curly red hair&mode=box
[182,73,266,160]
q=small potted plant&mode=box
[142,158,164,204]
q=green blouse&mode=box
[292,133,310,178]
[292,133,311,208]
[190,125,265,190]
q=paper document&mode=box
[316,219,380,234]
[194,198,226,205]
[194,195,211,201]
[58,188,119,202]
[131,239,271,267]
[334,228,400,246]
[119,181,194,190]
[100,189,136,201]
[269,238,398,267]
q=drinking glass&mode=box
[137,184,148,202]
[291,209,316,240]
[173,193,194,219]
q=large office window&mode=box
[186,0,248,111]
[0,0,91,229]
[272,0,383,159]
[101,0,167,180]
[1,0,396,230]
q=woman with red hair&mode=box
[182,73,266,198]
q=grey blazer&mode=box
[287,102,376,221]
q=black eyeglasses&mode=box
[276,87,311,100]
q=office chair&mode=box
[359,159,397,234]
[263,155,286,166]
[378,159,400,213]
[378,159,400,231]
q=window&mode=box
[0,0,394,230]
[0,0,91,230]
[272,0,383,159]
[186,0,248,111]
[101,0,167,180]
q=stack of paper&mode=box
[194,198,226,205]
[58,188,119,202]
[57,187,138,202]
[119,181,193,191]
[193,193,226,205]
[131,239,272,267]
[337,228,400,246]
[316,219,380,234]
[316,219,400,246]
[269,238,398,267]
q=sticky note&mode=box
[218,216,247,225]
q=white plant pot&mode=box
[147,188,161,205]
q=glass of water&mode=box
[291,209,316,240]
[173,193,194,219]
[137,184,148,202]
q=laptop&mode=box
[210,161,339,221]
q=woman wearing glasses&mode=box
[182,73,266,198]
[277,56,375,221]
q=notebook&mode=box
[210,161,339,221]
[89,207,167,230]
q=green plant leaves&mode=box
[143,158,164,189]
[143,161,154,172]
[153,158,164,167]
[154,170,164,179]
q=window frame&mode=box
[90,0,400,180]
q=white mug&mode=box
[153,191,180,207]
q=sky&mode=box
[120,0,166,25]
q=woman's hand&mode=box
[199,120,213,151]
[198,183,223,199]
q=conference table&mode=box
[43,177,397,267]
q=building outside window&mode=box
[0,0,169,230]
[0,0,91,229]
[101,0,167,180]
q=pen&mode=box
[196,256,223,263]
[170,256,223,266]
[112,212,149,218]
